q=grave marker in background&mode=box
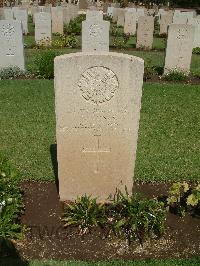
[0,20,25,70]
[164,24,195,74]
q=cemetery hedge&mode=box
[0,80,199,183]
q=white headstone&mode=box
[35,12,51,45]
[136,16,154,49]
[0,20,25,70]
[51,7,63,34]
[164,24,195,74]
[188,18,200,48]
[159,12,173,35]
[4,8,14,20]
[86,10,103,21]
[82,19,110,52]
[124,10,136,35]
[54,52,144,202]
[136,7,145,21]
[117,8,125,27]
[15,9,28,35]
[107,6,114,17]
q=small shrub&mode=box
[0,154,24,240]
[0,67,32,80]
[143,59,163,80]
[162,70,188,82]
[110,26,124,37]
[63,191,167,243]
[33,50,61,79]
[167,182,200,217]
[36,37,52,48]
[73,14,86,24]
[64,20,81,35]
[52,34,79,48]
[191,69,200,79]
[63,195,106,235]
[109,190,166,243]
[112,34,130,49]
[193,47,200,54]
[65,34,79,48]
[103,15,112,22]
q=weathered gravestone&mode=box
[124,10,136,35]
[164,24,195,74]
[117,8,125,27]
[188,18,200,48]
[51,7,63,34]
[159,12,173,35]
[136,16,154,49]
[136,8,145,21]
[86,10,103,21]
[63,5,78,24]
[15,9,28,35]
[0,20,25,70]
[112,7,119,23]
[107,6,114,18]
[0,8,4,19]
[54,52,144,201]
[4,8,14,20]
[31,6,39,23]
[173,13,188,24]
[35,12,51,45]
[82,18,110,52]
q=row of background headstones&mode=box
[0,10,196,75]
[0,4,199,48]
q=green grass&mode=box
[0,80,199,182]
[24,48,200,75]
[1,258,200,266]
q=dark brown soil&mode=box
[14,182,200,261]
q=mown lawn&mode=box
[1,257,200,266]
[24,47,200,75]
[0,80,199,182]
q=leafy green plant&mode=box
[112,34,130,49]
[110,25,124,37]
[193,47,200,54]
[63,191,166,243]
[109,190,166,243]
[63,14,85,36]
[32,50,61,79]
[52,34,79,48]
[191,69,200,79]
[167,182,200,216]
[64,20,81,35]
[63,195,106,235]
[36,37,52,48]
[187,184,200,208]
[0,67,32,80]
[0,154,24,240]
[167,182,189,216]
[162,70,188,82]
[103,15,112,22]
[143,59,163,80]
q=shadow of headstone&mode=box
[0,237,29,266]
[50,143,59,194]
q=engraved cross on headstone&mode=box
[82,134,110,174]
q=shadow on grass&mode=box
[50,144,59,194]
[0,238,28,266]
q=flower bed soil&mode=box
[13,182,200,261]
